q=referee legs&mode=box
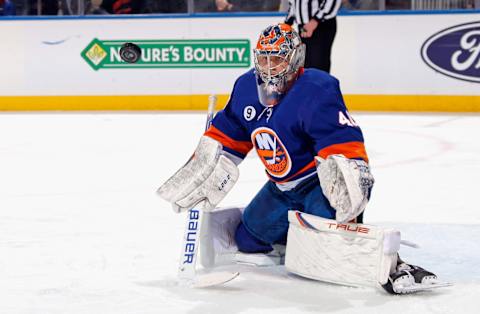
[302,18,337,73]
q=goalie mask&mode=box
[254,23,305,107]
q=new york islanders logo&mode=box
[251,127,291,178]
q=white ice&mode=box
[0,112,478,314]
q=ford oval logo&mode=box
[421,22,480,83]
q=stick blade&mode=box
[190,271,240,289]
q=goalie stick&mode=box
[176,95,239,288]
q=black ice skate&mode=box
[382,257,452,294]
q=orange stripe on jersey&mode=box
[318,141,369,163]
[275,160,316,184]
[257,149,285,158]
[204,125,252,156]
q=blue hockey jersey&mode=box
[205,68,368,184]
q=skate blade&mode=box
[396,281,453,294]
[189,271,240,288]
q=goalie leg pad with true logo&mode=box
[285,211,399,287]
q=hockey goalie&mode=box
[157,23,449,294]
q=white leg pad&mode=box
[285,211,399,287]
[199,207,286,268]
[200,207,243,268]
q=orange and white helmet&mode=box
[254,23,305,107]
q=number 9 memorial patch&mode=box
[243,106,257,121]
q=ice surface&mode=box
[0,112,478,314]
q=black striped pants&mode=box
[301,17,337,73]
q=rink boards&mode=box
[0,12,479,111]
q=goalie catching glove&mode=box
[157,136,239,213]
[316,154,374,223]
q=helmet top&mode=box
[256,23,299,56]
[254,23,305,107]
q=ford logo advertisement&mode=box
[421,22,480,83]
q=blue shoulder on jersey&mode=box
[206,68,367,182]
